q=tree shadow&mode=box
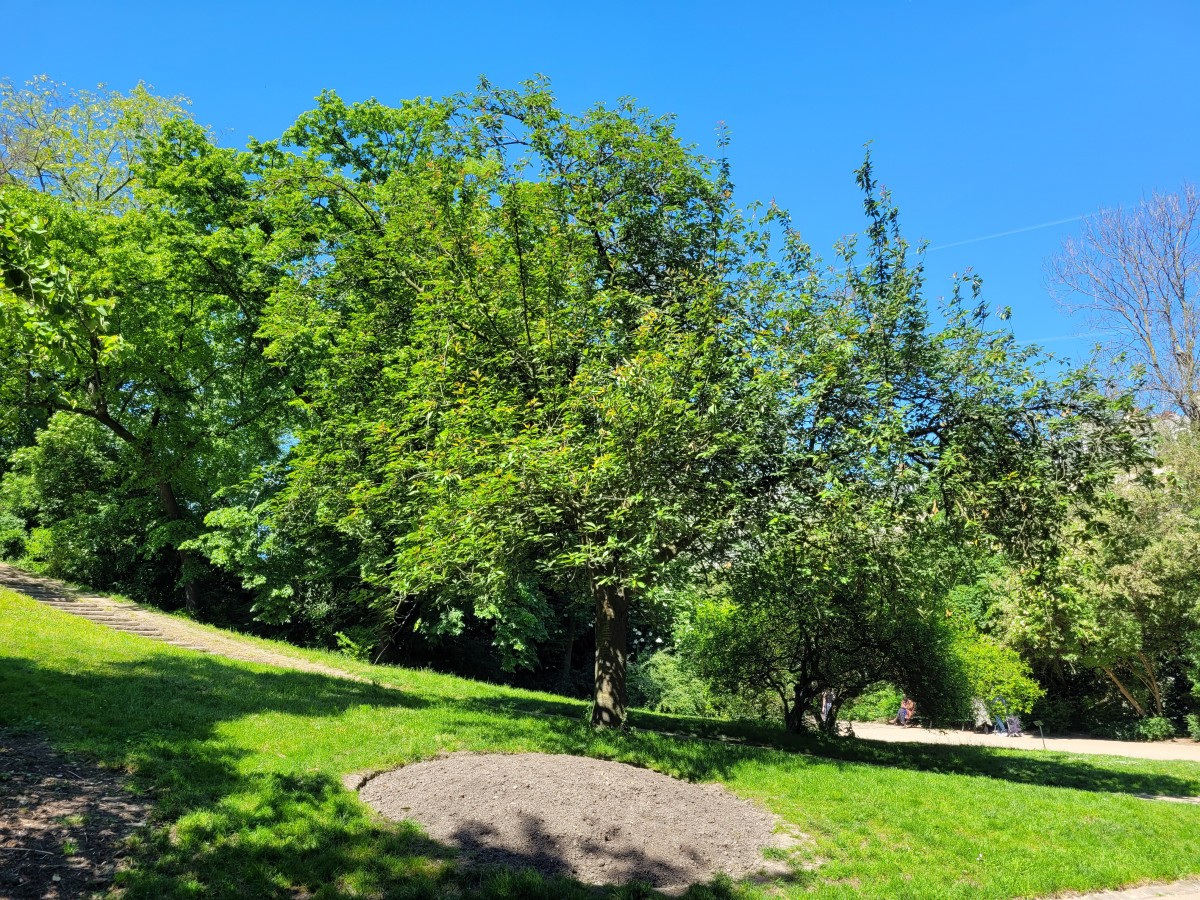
[6,641,1193,900]
[454,697,1200,798]
[0,654,796,898]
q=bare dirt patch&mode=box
[357,752,799,894]
[0,730,149,899]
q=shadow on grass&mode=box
[0,654,767,899]
[468,696,1200,799]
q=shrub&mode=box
[628,652,714,717]
[843,684,904,722]
[0,510,26,560]
[1135,717,1176,742]
[954,632,1044,719]
[1185,713,1200,741]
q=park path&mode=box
[1063,883,1200,899]
[851,721,1200,764]
[0,562,362,682]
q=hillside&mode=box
[3,586,1200,898]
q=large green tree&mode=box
[0,86,290,612]
[248,80,784,725]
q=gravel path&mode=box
[357,752,798,894]
[0,562,361,682]
[1061,882,1200,899]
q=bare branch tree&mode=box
[1049,184,1200,420]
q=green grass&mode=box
[2,587,1200,899]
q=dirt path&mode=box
[851,722,1200,764]
[0,562,361,682]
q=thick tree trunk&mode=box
[156,481,201,616]
[785,684,806,733]
[591,579,629,728]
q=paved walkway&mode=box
[1063,882,1200,899]
[852,721,1200,763]
[0,562,361,682]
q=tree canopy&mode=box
[0,76,1181,733]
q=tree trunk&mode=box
[559,608,578,694]
[591,578,629,728]
[785,683,807,733]
[156,481,200,616]
[1135,652,1165,717]
[1101,665,1146,717]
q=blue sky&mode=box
[5,0,1197,365]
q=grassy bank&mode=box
[2,587,1199,899]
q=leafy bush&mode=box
[1187,713,1200,741]
[1135,717,1176,742]
[334,627,377,663]
[0,510,26,559]
[842,683,904,722]
[628,652,714,717]
[953,630,1044,719]
[0,415,186,604]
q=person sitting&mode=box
[892,696,916,726]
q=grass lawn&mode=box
[2,586,1199,899]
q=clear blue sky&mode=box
[5,0,1197,364]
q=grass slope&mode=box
[2,587,1199,899]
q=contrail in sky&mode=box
[927,215,1086,252]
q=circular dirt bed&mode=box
[357,752,796,893]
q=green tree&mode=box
[0,95,290,613]
[681,169,1141,733]
[0,75,187,209]
[245,80,786,725]
[998,423,1200,719]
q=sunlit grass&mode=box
[2,586,1199,898]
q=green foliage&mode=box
[0,414,174,595]
[842,684,904,722]
[0,86,295,613]
[628,651,715,717]
[247,78,791,721]
[996,423,1200,720]
[333,627,377,664]
[1135,717,1177,742]
[1187,713,1200,741]
[0,508,25,558]
[953,630,1044,719]
[0,75,189,209]
[0,77,1154,728]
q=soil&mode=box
[0,730,149,899]
[357,752,799,894]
